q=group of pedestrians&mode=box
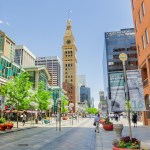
[93,112,138,133]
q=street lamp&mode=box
[119,53,132,139]
[69,102,74,125]
[57,98,61,131]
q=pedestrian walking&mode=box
[21,113,26,126]
[94,114,100,133]
[132,112,137,127]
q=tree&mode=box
[61,95,68,115]
[36,82,52,115]
[86,108,98,114]
[0,72,33,128]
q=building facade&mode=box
[0,30,15,61]
[15,45,36,67]
[80,85,91,108]
[131,0,150,125]
[103,28,139,112]
[23,66,50,90]
[0,31,23,85]
[78,75,86,86]
[62,20,78,112]
[35,56,61,87]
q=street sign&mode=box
[119,53,127,61]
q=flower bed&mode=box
[112,136,140,150]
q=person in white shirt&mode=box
[94,114,100,133]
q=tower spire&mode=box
[68,10,72,20]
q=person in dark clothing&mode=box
[132,113,137,127]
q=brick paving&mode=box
[0,117,149,150]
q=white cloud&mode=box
[0,20,10,26]
[0,20,4,24]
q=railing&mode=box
[143,78,149,87]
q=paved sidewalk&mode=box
[0,117,84,134]
[95,118,150,150]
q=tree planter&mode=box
[0,124,7,131]
[6,124,13,129]
[103,124,113,131]
[99,119,105,124]
[113,147,140,150]
[62,117,68,120]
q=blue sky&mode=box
[0,0,134,107]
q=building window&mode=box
[137,44,140,56]
[132,0,134,9]
[145,28,149,44]
[135,21,138,32]
[142,35,146,49]
[138,10,142,23]
[142,2,145,16]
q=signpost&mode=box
[119,53,132,139]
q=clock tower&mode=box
[62,20,77,112]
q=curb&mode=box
[0,126,38,135]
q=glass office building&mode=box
[103,28,139,112]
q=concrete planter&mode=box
[113,147,140,150]
[103,124,113,131]
[113,124,123,139]
[140,140,150,149]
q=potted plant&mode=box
[0,118,7,131]
[99,118,106,124]
[102,117,113,131]
[6,121,13,129]
[112,136,140,150]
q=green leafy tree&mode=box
[36,81,52,114]
[61,95,68,115]
[0,72,33,127]
[86,108,98,114]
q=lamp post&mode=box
[57,98,61,131]
[69,102,74,125]
[119,53,132,139]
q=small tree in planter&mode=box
[102,117,113,131]
[36,82,51,121]
[0,118,7,131]
[61,96,68,119]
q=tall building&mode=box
[77,75,86,102]
[35,56,61,87]
[78,75,86,86]
[0,30,23,85]
[0,30,15,61]
[62,20,78,112]
[80,85,91,107]
[15,45,36,67]
[99,90,104,102]
[131,0,150,126]
[103,28,139,112]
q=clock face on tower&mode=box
[66,39,71,44]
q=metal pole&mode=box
[59,101,61,131]
[122,61,132,139]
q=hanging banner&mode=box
[108,70,146,112]
[109,72,126,112]
[127,70,146,111]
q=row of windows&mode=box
[134,1,145,32]
[137,28,150,56]
[65,64,73,67]
[65,51,73,54]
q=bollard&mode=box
[113,124,123,139]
